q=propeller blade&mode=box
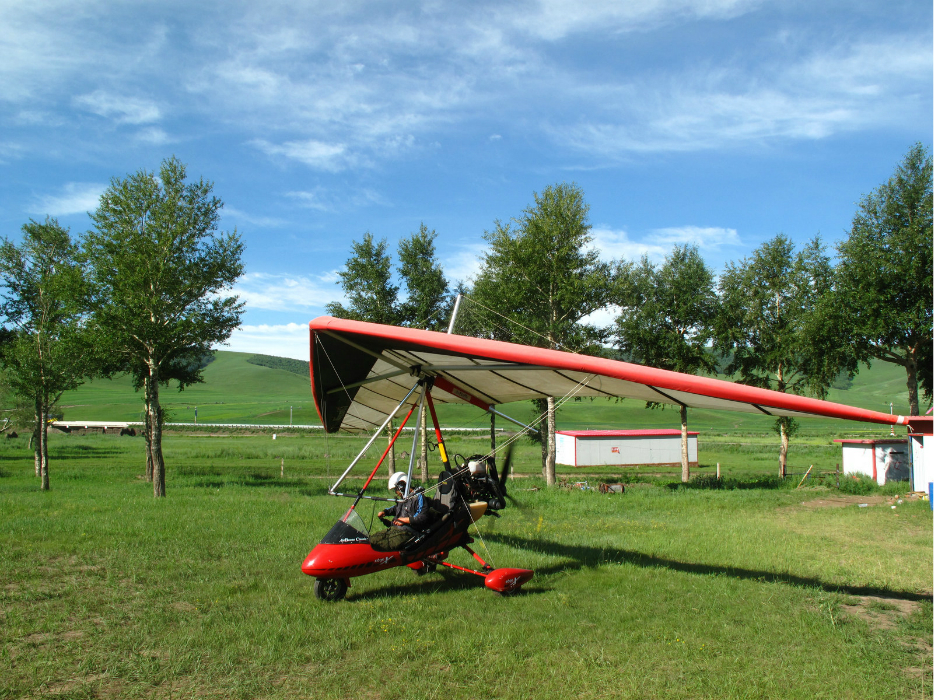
[498,442,514,492]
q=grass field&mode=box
[1,431,931,699]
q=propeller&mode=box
[496,441,515,502]
[497,442,512,487]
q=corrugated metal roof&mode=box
[557,429,699,438]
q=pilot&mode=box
[378,472,430,529]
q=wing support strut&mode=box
[329,379,422,494]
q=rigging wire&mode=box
[459,489,495,570]
[457,294,574,352]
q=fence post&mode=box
[716,462,721,481]
[836,463,839,489]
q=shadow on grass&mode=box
[487,533,933,603]
[183,473,332,495]
[348,567,547,601]
[667,474,786,490]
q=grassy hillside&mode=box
[56,350,924,438]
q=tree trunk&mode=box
[419,407,428,483]
[147,366,166,497]
[490,410,496,457]
[386,419,395,476]
[680,404,689,483]
[544,396,556,486]
[905,343,920,416]
[32,419,39,477]
[144,392,154,482]
[40,404,49,491]
[779,421,789,478]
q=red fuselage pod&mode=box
[301,542,402,579]
[484,568,534,594]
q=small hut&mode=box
[555,429,698,468]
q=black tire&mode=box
[314,578,348,601]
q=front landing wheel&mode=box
[314,578,348,601]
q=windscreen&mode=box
[319,508,371,545]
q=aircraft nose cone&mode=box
[301,548,322,576]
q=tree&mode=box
[86,157,244,498]
[615,245,717,482]
[398,223,450,331]
[468,183,619,485]
[714,235,834,477]
[830,143,933,415]
[0,218,96,490]
[325,233,401,325]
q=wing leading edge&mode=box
[308,316,906,433]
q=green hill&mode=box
[56,350,923,436]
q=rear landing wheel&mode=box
[314,578,348,601]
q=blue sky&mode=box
[1,0,930,360]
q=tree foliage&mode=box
[86,157,244,497]
[398,224,449,330]
[616,245,716,376]
[327,225,451,331]
[326,233,401,325]
[0,218,96,490]
[830,143,932,415]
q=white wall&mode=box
[557,434,698,467]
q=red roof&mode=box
[557,429,699,438]
[833,439,907,445]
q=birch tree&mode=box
[0,218,95,491]
[714,235,833,477]
[86,157,244,498]
[830,143,933,415]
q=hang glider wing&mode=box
[308,316,907,433]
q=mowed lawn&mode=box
[1,433,931,700]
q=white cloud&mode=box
[589,227,669,263]
[73,90,161,124]
[588,225,740,264]
[286,187,390,212]
[580,304,622,329]
[222,322,310,361]
[652,226,740,248]
[31,182,106,216]
[134,127,172,144]
[556,35,932,157]
[444,242,487,285]
[232,272,341,313]
[251,138,352,172]
[222,207,287,228]
[505,0,762,40]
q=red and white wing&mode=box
[308,316,906,433]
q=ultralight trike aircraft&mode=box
[300,316,917,601]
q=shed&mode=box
[907,416,933,493]
[833,438,910,486]
[556,429,698,468]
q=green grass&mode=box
[1,432,931,699]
